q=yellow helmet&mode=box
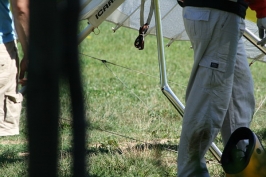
[221,127,266,177]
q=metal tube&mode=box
[78,23,94,45]
[153,0,168,87]
[244,28,266,55]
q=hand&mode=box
[19,56,28,86]
[257,17,266,46]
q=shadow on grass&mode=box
[57,141,179,176]
[84,142,178,177]
[0,149,28,164]
[59,141,179,157]
[80,142,178,157]
[132,143,178,152]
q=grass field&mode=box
[0,20,266,176]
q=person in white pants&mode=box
[177,1,266,175]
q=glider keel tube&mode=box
[78,0,125,44]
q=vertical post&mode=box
[62,0,86,176]
[27,1,60,176]
[28,0,86,176]
[153,0,168,87]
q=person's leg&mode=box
[178,7,243,177]
[221,37,255,147]
[0,41,23,136]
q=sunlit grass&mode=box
[0,20,266,176]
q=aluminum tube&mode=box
[78,24,94,45]
[244,28,266,55]
[154,0,168,87]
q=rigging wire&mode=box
[254,96,266,117]
[102,61,151,109]
[79,53,187,88]
[79,53,158,79]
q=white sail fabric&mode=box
[79,0,266,62]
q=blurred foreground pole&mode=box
[61,0,87,176]
[27,1,60,176]
[27,0,85,176]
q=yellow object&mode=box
[221,127,266,177]
[246,8,256,23]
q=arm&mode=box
[10,0,29,83]
[247,0,266,18]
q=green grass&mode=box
[0,20,266,176]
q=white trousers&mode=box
[0,41,23,136]
[177,7,255,177]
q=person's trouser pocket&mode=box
[5,93,23,126]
